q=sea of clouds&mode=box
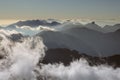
[0,21,120,80]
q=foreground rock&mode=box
[41,48,120,68]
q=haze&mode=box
[0,0,120,25]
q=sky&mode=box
[0,0,120,25]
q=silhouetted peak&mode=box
[113,24,120,27]
[92,21,95,24]
[7,19,61,28]
[86,21,100,27]
[115,29,120,34]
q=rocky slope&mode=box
[41,48,120,68]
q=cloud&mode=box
[39,59,120,80]
[0,32,46,80]
[0,26,120,80]
[16,25,56,31]
[0,29,20,36]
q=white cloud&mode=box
[0,29,20,36]
[39,59,120,80]
[16,25,56,31]
[0,32,46,80]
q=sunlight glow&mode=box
[0,19,20,26]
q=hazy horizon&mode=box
[0,18,120,27]
[0,0,120,25]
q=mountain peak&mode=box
[85,21,103,32]
[7,19,61,28]
[91,21,95,24]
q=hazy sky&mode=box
[0,0,120,21]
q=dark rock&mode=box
[9,33,23,42]
[7,20,61,28]
[42,48,81,66]
[92,21,95,24]
[41,48,120,68]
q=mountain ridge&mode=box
[41,48,120,68]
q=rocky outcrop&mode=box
[41,48,120,68]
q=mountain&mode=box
[85,22,104,32]
[62,27,120,56]
[36,30,97,56]
[56,22,103,32]
[103,24,120,32]
[7,19,61,28]
[41,48,120,68]
[41,48,81,66]
[37,25,120,56]
[114,28,120,34]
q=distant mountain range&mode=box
[4,20,120,33]
[2,19,120,56]
[6,19,61,28]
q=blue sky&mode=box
[0,0,120,20]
